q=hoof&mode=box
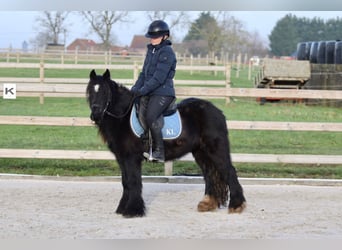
[197,195,218,212]
[122,213,144,218]
[228,202,246,214]
[122,209,145,218]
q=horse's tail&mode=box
[188,99,233,206]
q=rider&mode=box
[131,20,177,162]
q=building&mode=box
[66,39,97,52]
[129,35,149,54]
[66,38,128,55]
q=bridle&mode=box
[104,97,136,119]
[91,82,138,121]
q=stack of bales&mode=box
[296,40,342,64]
[296,40,342,106]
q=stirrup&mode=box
[142,151,165,163]
[150,154,165,163]
[143,143,154,161]
[143,152,150,160]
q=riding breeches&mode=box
[138,95,175,131]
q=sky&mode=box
[0,11,341,50]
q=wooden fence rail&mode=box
[1,83,342,100]
[0,49,231,66]
[0,62,227,72]
[0,115,341,175]
[1,116,342,132]
[0,149,341,165]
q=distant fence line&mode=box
[0,62,230,104]
[0,48,250,67]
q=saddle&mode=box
[130,101,182,140]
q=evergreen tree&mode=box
[269,14,342,57]
[269,14,300,56]
[183,12,221,56]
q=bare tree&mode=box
[218,12,268,57]
[246,30,269,57]
[29,31,52,51]
[34,11,69,45]
[182,11,268,59]
[145,11,189,29]
[80,11,130,50]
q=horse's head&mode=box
[86,69,113,124]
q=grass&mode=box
[0,66,341,178]
[0,68,134,79]
[1,159,341,179]
[0,97,90,117]
[1,97,340,122]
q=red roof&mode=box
[66,39,97,51]
[130,35,149,51]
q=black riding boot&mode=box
[150,126,165,163]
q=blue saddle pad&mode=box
[130,105,182,140]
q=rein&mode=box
[103,92,139,119]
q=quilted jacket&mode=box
[131,39,176,97]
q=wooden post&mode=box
[61,51,64,64]
[133,62,139,83]
[214,56,218,76]
[248,59,252,80]
[39,62,44,104]
[6,49,10,63]
[190,54,193,75]
[244,53,248,69]
[74,49,78,64]
[225,64,231,105]
[164,161,173,176]
[236,53,241,78]
[323,73,328,106]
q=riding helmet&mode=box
[145,20,170,38]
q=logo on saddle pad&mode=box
[130,106,182,140]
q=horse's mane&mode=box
[109,79,133,105]
[113,80,131,95]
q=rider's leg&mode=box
[145,95,174,162]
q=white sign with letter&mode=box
[3,84,17,99]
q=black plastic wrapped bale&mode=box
[296,42,306,60]
[325,41,336,64]
[304,42,312,60]
[317,41,326,64]
[335,41,342,64]
[309,41,319,63]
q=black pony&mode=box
[87,69,246,217]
